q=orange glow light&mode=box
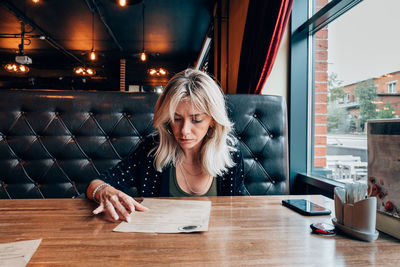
[74,67,95,76]
[4,63,29,73]
[119,0,127,7]
[90,50,96,61]
[140,52,147,62]
[148,68,167,76]
[32,0,40,3]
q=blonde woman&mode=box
[86,69,247,222]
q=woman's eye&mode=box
[174,118,182,121]
[193,119,203,123]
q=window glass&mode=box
[311,0,400,183]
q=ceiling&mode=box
[0,0,215,90]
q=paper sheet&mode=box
[113,198,211,233]
[0,239,42,267]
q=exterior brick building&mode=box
[341,70,400,117]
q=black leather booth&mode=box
[0,89,288,198]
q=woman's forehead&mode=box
[174,99,206,115]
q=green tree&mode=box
[377,103,396,119]
[354,79,377,130]
[328,73,345,102]
[327,103,348,133]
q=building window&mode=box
[387,81,396,93]
[291,0,400,186]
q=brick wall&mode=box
[314,0,329,168]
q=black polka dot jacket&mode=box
[91,135,247,197]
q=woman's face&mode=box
[170,100,214,153]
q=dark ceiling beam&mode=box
[91,0,124,52]
[0,0,83,65]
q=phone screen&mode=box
[282,199,331,216]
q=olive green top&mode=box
[169,166,217,197]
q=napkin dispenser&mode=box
[333,187,379,241]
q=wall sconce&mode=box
[4,63,30,73]
[73,67,95,76]
[148,68,167,76]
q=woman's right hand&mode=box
[90,182,148,222]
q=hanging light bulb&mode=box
[140,52,146,62]
[139,2,147,62]
[119,0,127,7]
[89,10,96,61]
[90,50,96,61]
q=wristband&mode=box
[92,183,109,203]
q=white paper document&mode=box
[0,239,42,267]
[113,198,211,233]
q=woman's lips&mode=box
[179,138,193,143]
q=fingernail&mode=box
[126,216,131,223]
[114,216,119,220]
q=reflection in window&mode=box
[311,0,400,183]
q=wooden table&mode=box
[1,195,399,266]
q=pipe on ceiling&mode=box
[0,0,83,65]
[91,0,123,52]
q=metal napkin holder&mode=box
[332,187,379,241]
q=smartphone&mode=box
[282,199,331,216]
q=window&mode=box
[290,0,400,189]
[387,81,397,93]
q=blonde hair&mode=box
[152,68,236,177]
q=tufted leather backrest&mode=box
[0,90,288,198]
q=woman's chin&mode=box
[178,140,201,150]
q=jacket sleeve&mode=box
[86,137,152,197]
[232,148,248,196]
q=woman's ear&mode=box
[210,119,215,128]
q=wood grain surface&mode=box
[0,195,399,266]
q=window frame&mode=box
[289,0,364,195]
[387,81,397,93]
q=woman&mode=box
[86,69,247,222]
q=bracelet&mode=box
[92,183,110,203]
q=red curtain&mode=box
[236,0,293,94]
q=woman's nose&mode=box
[181,120,191,135]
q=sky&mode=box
[327,0,400,86]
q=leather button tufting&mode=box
[253,114,257,118]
